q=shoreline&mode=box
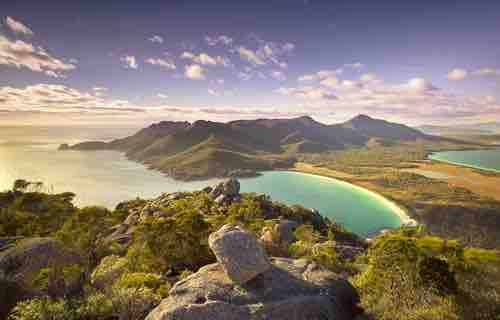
[285,168,418,228]
[428,156,500,175]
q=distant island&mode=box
[60,114,436,181]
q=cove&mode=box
[240,171,405,237]
[0,143,405,237]
[429,149,500,173]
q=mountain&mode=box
[342,114,427,140]
[62,115,431,180]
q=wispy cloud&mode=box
[0,35,75,77]
[184,64,205,80]
[3,16,33,35]
[205,35,233,46]
[148,35,164,44]
[207,88,234,97]
[447,68,468,81]
[181,51,230,67]
[237,46,265,65]
[145,57,176,70]
[0,84,145,115]
[275,86,338,100]
[473,68,500,77]
[120,55,138,69]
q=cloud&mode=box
[344,62,364,70]
[181,51,230,67]
[0,84,147,115]
[473,68,500,77]
[157,93,168,99]
[341,80,362,89]
[120,55,138,69]
[0,36,75,77]
[360,73,377,82]
[145,57,176,70]
[270,70,286,81]
[406,78,438,93]
[149,35,164,44]
[205,35,233,46]
[237,46,265,65]
[279,72,500,124]
[447,68,468,81]
[275,86,338,100]
[298,69,341,82]
[207,89,234,97]
[320,76,339,88]
[4,16,33,35]
[184,64,205,80]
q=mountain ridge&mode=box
[61,114,432,180]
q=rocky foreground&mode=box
[0,178,364,319]
[146,224,360,320]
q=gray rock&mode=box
[208,225,271,285]
[222,179,240,197]
[123,211,140,225]
[145,258,360,320]
[210,179,240,200]
[214,194,228,204]
[0,238,83,317]
[260,220,298,256]
[91,255,128,289]
[210,183,224,199]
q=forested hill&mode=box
[61,115,433,180]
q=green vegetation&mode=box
[297,138,500,248]
[64,114,435,180]
[1,180,499,320]
[352,227,500,320]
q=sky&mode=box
[0,0,499,127]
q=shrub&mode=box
[8,298,73,320]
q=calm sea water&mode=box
[429,149,500,173]
[0,126,403,236]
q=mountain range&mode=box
[61,114,431,180]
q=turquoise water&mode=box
[240,171,403,236]
[429,149,500,173]
[0,126,404,236]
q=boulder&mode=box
[222,179,240,197]
[0,238,83,318]
[210,183,224,199]
[91,255,128,289]
[210,179,240,200]
[145,258,360,320]
[260,220,298,256]
[208,224,271,285]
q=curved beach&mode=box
[287,171,417,227]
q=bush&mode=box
[9,298,73,320]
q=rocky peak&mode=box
[145,224,361,320]
[208,224,271,285]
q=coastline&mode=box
[428,156,500,174]
[286,168,418,228]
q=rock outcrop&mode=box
[0,238,83,318]
[146,225,361,320]
[261,220,298,246]
[210,179,240,204]
[209,224,271,285]
[146,258,360,320]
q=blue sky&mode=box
[1,0,499,126]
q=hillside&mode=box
[62,115,436,180]
[1,179,499,320]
